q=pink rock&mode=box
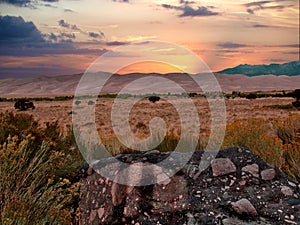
[211,158,237,177]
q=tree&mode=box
[14,99,35,111]
[148,96,160,103]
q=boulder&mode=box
[79,146,300,224]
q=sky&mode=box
[0,0,299,78]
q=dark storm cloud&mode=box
[0,0,58,7]
[0,0,31,6]
[0,15,106,57]
[0,15,44,43]
[162,3,218,17]
[218,42,249,48]
[106,41,128,46]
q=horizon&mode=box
[0,60,299,79]
[0,0,299,78]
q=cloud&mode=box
[0,0,31,7]
[0,0,58,7]
[60,32,75,39]
[43,3,57,8]
[112,0,129,2]
[180,5,219,17]
[217,42,249,48]
[247,8,255,14]
[244,0,295,14]
[179,0,196,4]
[253,24,270,28]
[88,32,104,39]
[43,32,75,42]
[0,15,106,57]
[0,15,44,43]
[58,19,80,31]
[64,8,74,13]
[162,3,218,17]
[274,44,300,48]
[106,41,128,46]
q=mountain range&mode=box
[0,61,299,97]
[218,61,300,76]
[0,72,299,97]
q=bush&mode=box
[14,100,35,111]
[292,89,300,101]
[222,119,283,167]
[0,112,83,224]
[148,96,160,103]
[222,115,300,182]
[246,93,257,99]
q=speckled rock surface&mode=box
[79,147,300,225]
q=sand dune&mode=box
[0,73,299,97]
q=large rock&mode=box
[79,147,300,224]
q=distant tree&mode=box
[14,99,35,111]
[148,96,160,103]
[292,89,300,108]
[293,89,300,101]
[246,93,257,100]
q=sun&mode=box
[116,61,185,74]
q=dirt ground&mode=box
[0,97,298,140]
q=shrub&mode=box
[0,112,83,224]
[222,115,300,182]
[292,89,300,101]
[14,100,35,111]
[246,93,257,99]
[148,96,160,103]
[275,115,300,181]
[222,119,283,167]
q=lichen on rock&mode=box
[79,146,300,225]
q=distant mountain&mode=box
[218,61,300,76]
[0,73,300,97]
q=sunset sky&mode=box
[0,0,299,78]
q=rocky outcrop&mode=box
[79,147,300,225]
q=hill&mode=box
[0,72,300,97]
[218,61,300,76]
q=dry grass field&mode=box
[1,96,299,224]
[0,97,297,138]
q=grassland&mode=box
[0,95,299,224]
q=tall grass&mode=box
[0,111,299,224]
[0,112,83,224]
[222,114,300,181]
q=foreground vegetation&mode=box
[0,112,83,225]
[0,111,299,224]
